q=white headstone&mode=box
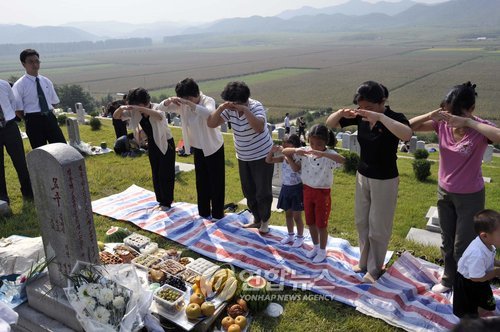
[75,102,85,125]
[350,133,360,155]
[173,117,181,126]
[416,140,426,151]
[66,118,81,146]
[342,133,351,149]
[66,108,72,113]
[290,126,296,136]
[220,123,227,132]
[277,128,285,140]
[409,136,417,154]
[483,144,494,163]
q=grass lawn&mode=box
[1,118,499,331]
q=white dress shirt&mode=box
[12,74,59,114]
[0,79,18,121]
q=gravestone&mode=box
[409,136,417,154]
[290,126,296,136]
[483,144,494,163]
[277,127,285,140]
[271,156,283,198]
[425,206,441,233]
[341,133,351,149]
[416,140,425,151]
[220,123,227,132]
[0,200,10,216]
[66,118,80,146]
[349,133,360,155]
[172,117,181,127]
[267,124,272,135]
[75,102,85,125]
[23,143,99,331]
[66,108,72,113]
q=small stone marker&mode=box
[75,102,85,124]
[409,136,417,153]
[425,206,441,233]
[173,117,181,126]
[290,126,296,135]
[342,133,351,149]
[416,140,425,151]
[483,144,494,163]
[277,128,285,140]
[220,123,227,132]
[349,133,360,155]
[66,118,81,146]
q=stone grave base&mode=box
[175,162,195,174]
[406,227,442,247]
[425,206,441,233]
[13,303,74,332]
[24,274,82,331]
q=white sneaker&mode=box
[431,283,451,293]
[280,235,294,244]
[292,236,304,248]
[312,249,327,263]
[258,222,269,234]
[305,246,318,258]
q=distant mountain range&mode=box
[0,0,498,45]
[276,0,419,19]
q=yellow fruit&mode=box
[185,303,201,320]
[234,316,247,329]
[228,324,241,332]
[201,301,216,316]
[190,292,205,305]
[97,241,105,250]
[221,316,234,330]
[192,284,201,294]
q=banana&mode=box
[218,277,238,301]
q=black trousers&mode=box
[149,138,176,207]
[238,157,274,223]
[453,271,496,318]
[25,112,66,149]
[0,120,33,203]
[193,145,225,219]
[112,118,127,139]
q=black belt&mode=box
[25,112,52,118]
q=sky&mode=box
[1,0,447,27]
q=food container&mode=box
[132,254,164,270]
[177,268,201,284]
[124,233,151,251]
[185,258,218,275]
[153,259,186,275]
[153,284,186,312]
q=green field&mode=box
[1,33,499,124]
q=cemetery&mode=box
[0,115,499,332]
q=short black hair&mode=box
[353,81,386,105]
[175,78,200,98]
[284,134,301,148]
[20,49,39,63]
[220,81,250,103]
[474,209,500,235]
[126,87,150,106]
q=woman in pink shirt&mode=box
[410,82,500,293]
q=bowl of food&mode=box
[153,283,186,312]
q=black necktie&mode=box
[0,104,5,128]
[36,77,50,115]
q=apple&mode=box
[221,316,234,330]
[185,303,201,320]
[228,324,241,332]
[234,315,247,329]
[189,292,205,305]
[201,301,216,316]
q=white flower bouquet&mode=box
[64,262,152,332]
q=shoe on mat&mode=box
[431,283,451,293]
[243,222,261,229]
[258,222,269,234]
[291,236,304,248]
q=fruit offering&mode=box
[221,316,235,330]
[185,303,202,320]
[227,304,246,318]
[154,284,185,312]
[157,287,182,302]
[201,301,216,316]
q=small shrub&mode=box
[413,159,431,182]
[89,117,101,131]
[414,149,429,160]
[340,150,359,174]
[89,110,99,117]
[57,114,67,126]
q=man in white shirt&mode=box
[0,79,33,204]
[12,49,66,149]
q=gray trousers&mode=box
[355,172,399,278]
[238,157,274,223]
[437,186,485,288]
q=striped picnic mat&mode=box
[92,185,499,331]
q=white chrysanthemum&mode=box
[98,287,114,305]
[86,284,101,298]
[112,296,126,310]
[82,295,96,311]
[94,306,111,324]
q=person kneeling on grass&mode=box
[282,125,345,263]
[453,209,500,319]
